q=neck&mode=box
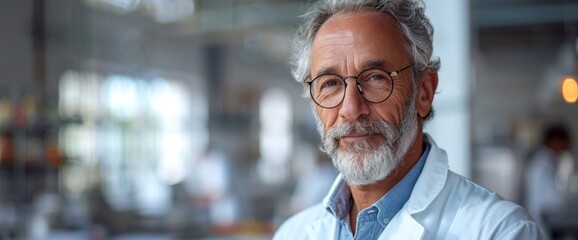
[348,131,425,234]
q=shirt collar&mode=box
[324,139,431,225]
[324,175,351,220]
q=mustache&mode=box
[320,118,401,156]
[325,119,395,140]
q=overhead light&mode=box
[145,0,195,24]
[562,77,578,104]
[102,0,140,11]
[84,0,141,13]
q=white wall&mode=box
[424,0,472,177]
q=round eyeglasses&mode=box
[306,65,412,109]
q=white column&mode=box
[424,0,471,177]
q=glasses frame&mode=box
[306,65,412,109]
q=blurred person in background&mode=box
[526,123,573,237]
[274,0,544,239]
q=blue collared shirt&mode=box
[326,140,431,240]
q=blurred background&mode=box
[0,0,577,239]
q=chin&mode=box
[339,140,381,154]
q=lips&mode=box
[340,132,370,142]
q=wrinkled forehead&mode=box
[310,11,410,75]
[313,11,405,46]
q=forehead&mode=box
[310,11,409,74]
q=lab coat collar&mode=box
[405,133,448,214]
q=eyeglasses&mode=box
[306,65,412,109]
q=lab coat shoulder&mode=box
[404,135,545,239]
[428,170,544,239]
[273,203,330,240]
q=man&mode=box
[526,123,572,235]
[274,0,545,239]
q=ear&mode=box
[415,70,438,119]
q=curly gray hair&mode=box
[292,0,440,121]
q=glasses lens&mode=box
[310,74,345,108]
[358,69,393,103]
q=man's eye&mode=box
[368,74,387,81]
[320,79,340,89]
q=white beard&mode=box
[314,97,418,185]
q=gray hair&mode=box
[292,0,440,121]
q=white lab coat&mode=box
[274,135,545,239]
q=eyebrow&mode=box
[313,66,338,78]
[363,59,389,70]
[312,59,390,78]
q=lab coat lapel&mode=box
[376,134,447,240]
[306,216,340,240]
[377,210,424,240]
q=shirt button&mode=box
[383,218,390,224]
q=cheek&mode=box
[374,87,412,124]
[392,90,408,107]
[317,107,338,130]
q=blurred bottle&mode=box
[556,151,577,194]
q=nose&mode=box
[339,79,370,121]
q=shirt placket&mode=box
[353,208,379,240]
